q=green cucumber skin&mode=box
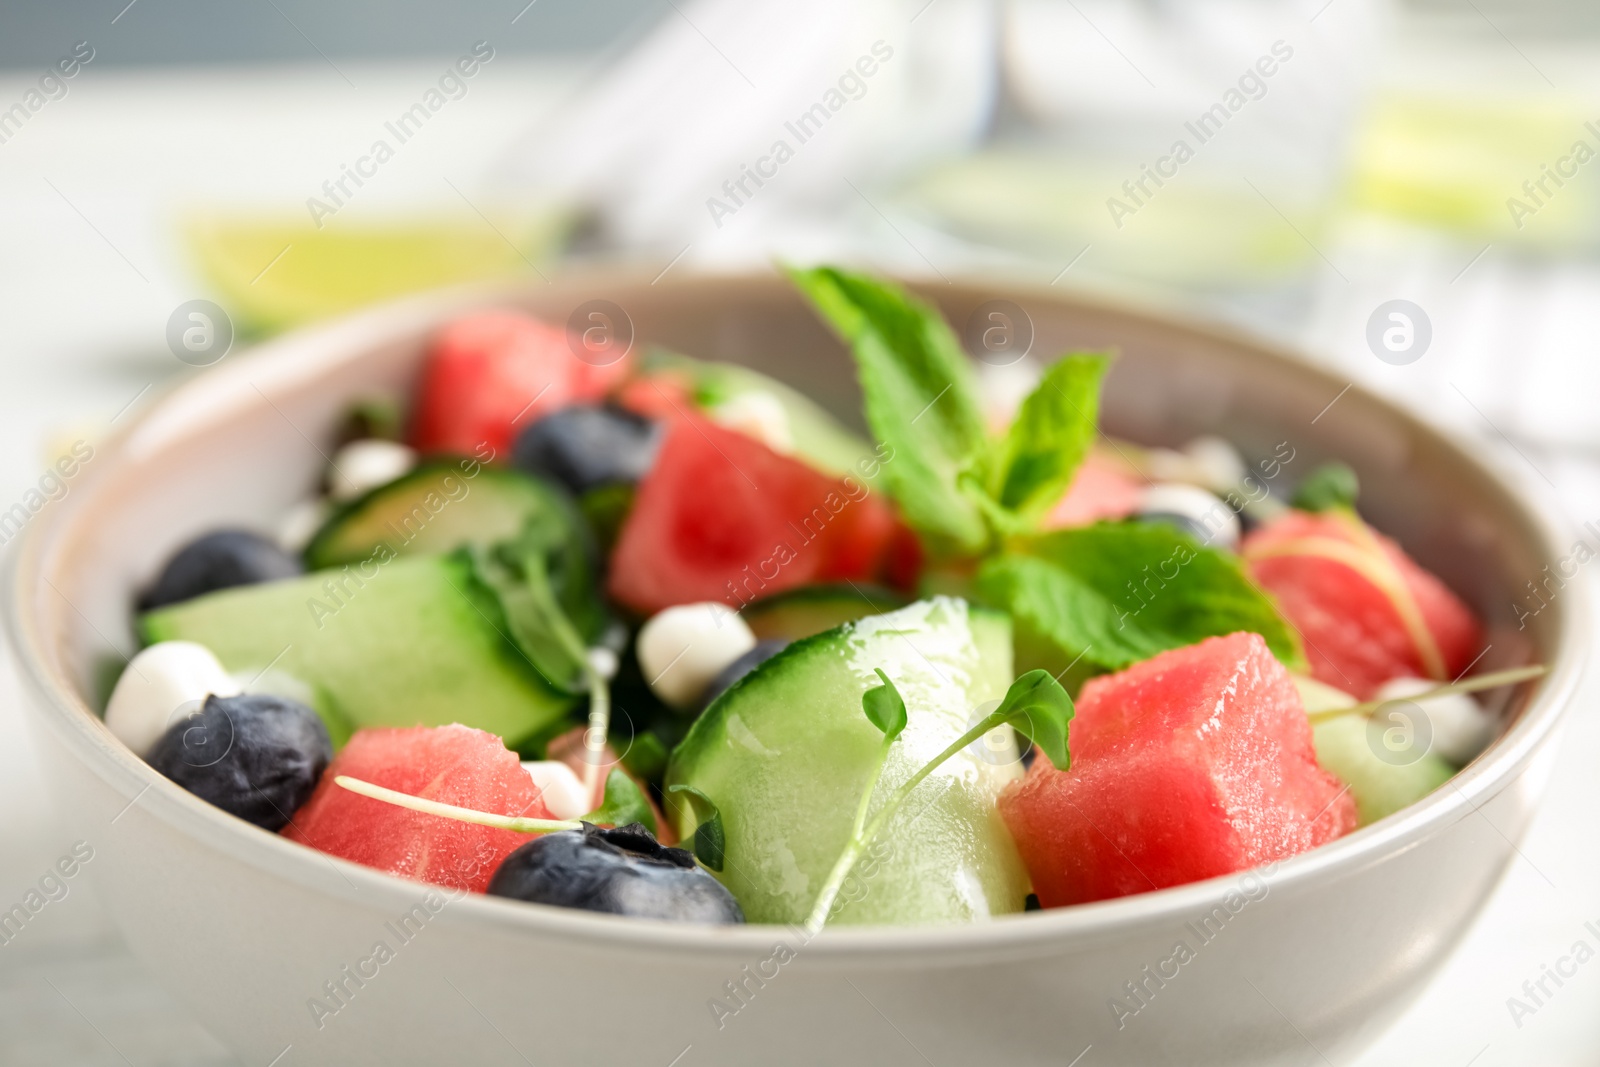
[645,351,875,478]
[1293,676,1454,826]
[304,462,559,570]
[667,597,1028,926]
[742,583,910,643]
[139,551,573,748]
[1312,717,1453,826]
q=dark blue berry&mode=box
[1135,485,1239,550]
[698,640,788,712]
[140,529,302,610]
[512,405,661,495]
[146,693,331,831]
[487,823,743,924]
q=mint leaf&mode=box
[788,266,989,555]
[583,768,657,835]
[666,783,725,871]
[861,668,907,740]
[987,353,1110,525]
[1291,462,1360,512]
[991,669,1074,770]
[976,524,1303,672]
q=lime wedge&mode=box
[183,207,574,333]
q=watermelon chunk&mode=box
[1242,510,1483,699]
[409,311,629,459]
[999,632,1355,906]
[1043,453,1144,529]
[283,724,550,893]
[607,416,900,615]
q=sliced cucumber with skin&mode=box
[305,461,572,570]
[1294,675,1454,826]
[741,583,909,643]
[139,550,575,748]
[644,350,876,478]
[666,597,1029,926]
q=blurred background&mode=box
[2,1,1599,1063]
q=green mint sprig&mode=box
[1291,461,1361,513]
[791,265,1301,675]
[788,266,991,555]
[977,524,1304,672]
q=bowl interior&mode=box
[10,269,1574,944]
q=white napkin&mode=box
[495,0,1001,263]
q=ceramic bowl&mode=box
[5,272,1582,1066]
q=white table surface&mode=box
[2,55,1599,1066]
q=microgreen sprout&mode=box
[804,668,1074,932]
[1305,664,1548,725]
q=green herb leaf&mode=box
[976,524,1303,673]
[582,768,657,835]
[860,668,908,740]
[788,265,989,555]
[987,353,1111,525]
[619,731,671,785]
[1291,462,1360,512]
[468,543,588,692]
[467,508,606,694]
[990,669,1074,770]
[666,783,726,871]
[806,667,1074,931]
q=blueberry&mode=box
[697,639,788,712]
[512,405,661,495]
[1136,483,1240,551]
[146,693,331,831]
[139,529,302,610]
[487,823,744,924]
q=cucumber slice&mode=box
[140,551,574,748]
[645,351,876,478]
[1294,676,1453,826]
[305,462,570,570]
[666,597,1029,925]
[741,583,909,642]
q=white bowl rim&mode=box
[5,270,1587,963]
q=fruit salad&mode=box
[105,266,1542,928]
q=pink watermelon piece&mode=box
[409,311,631,460]
[1043,453,1144,529]
[283,724,550,893]
[1243,510,1483,699]
[999,632,1355,907]
[607,415,901,615]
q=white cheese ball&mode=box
[1376,676,1496,766]
[328,439,417,501]
[1183,435,1247,492]
[1139,482,1241,550]
[522,760,593,820]
[637,602,756,710]
[105,641,242,757]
